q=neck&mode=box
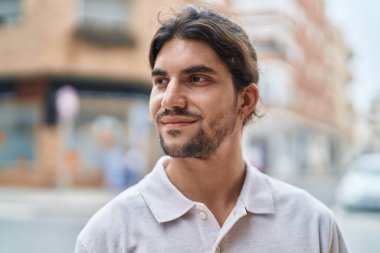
[165,138,246,226]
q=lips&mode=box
[159,116,198,127]
[159,116,197,128]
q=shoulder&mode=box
[262,173,342,245]
[76,184,146,252]
[261,172,334,219]
[246,169,347,252]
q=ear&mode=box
[238,83,259,123]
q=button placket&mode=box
[193,203,220,252]
[213,202,247,253]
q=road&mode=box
[0,180,379,253]
[0,187,114,253]
[335,209,380,253]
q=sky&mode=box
[326,0,380,114]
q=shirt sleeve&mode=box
[74,238,90,253]
[328,215,348,253]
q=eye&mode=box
[189,75,207,84]
[152,77,168,87]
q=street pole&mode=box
[55,85,80,189]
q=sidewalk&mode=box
[0,187,115,222]
[0,187,116,253]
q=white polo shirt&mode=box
[75,156,348,253]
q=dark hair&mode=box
[149,5,259,90]
[149,5,261,120]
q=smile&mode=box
[160,117,198,128]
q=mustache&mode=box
[157,108,203,121]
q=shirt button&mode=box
[215,245,221,253]
[198,211,207,220]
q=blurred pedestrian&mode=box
[93,116,128,192]
[75,5,347,253]
[123,147,147,187]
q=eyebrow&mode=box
[151,65,216,77]
[183,65,216,74]
[151,68,167,77]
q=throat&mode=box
[206,199,239,227]
[164,157,247,226]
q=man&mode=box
[75,5,347,253]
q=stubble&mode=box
[159,102,238,160]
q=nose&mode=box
[161,80,187,110]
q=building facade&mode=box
[224,0,353,178]
[368,98,380,151]
[0,0,184,186]
[0,0,353,186]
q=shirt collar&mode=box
[238,163,275,214]
[139,156,195,223]
[139,157,275,223]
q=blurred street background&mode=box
[0,0,379,252]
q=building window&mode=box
[72,95,153,171]
[0,0,22,25]
[256,38,287,57]
[260,62,293,105]
[75,0,136,47]
[0,99,38,168]
[80,0,129,27]
[233,0,304,22]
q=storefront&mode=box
[0,76,158,187]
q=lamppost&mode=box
[56,85,80,188]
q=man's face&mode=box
[149,39,240,160]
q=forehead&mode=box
[154,39,229,74]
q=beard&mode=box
[158,103,238,160]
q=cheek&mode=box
[149,91,162,120]
[198,92,228,110]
